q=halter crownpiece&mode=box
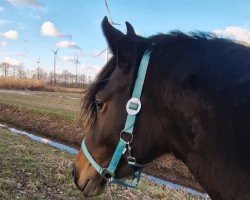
[81,50,151,188]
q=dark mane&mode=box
[82,31,242,123]
[149,31,216,43]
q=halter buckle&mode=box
[127,156,136,165]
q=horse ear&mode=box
[125,21,136,36]
[102,16,125,54]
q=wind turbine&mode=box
[104,0,120,26]
[51,48,59,85]
[36,57,40,68]
[104,0,120,62]
[75,53,80,86]
[36,57,40,79]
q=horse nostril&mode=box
[72,164,75,176]
[72,170,80,189]
[72,164,78,183]
[72,165,85,191]
[72,168,75,178]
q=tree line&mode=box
[0,62,92,87]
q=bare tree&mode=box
[78,73,87,85]
[0,62,11,77]
[35,67,45,80]
[16,65,25,78]
[11,65,17,77]
[61,70,71,86]
[25,69,30,78]
[40,70,48,81]
[0,61,89,87]
[48,71,54,84]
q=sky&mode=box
[0,0,250,77]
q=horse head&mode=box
[72,17,170,196]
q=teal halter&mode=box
[81,50,151,188]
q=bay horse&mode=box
[73,16,250,199]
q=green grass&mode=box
[0,90,82,121]
[0,128,206,200]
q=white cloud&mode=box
[13,52,28,57]
[29,13,41,20]
[17,23,28,30]
[6,0,43,9]
[213,26,250,46]
[0,42,7,47]
[0,7,4,12]
[80,64,101,78]
[61,56,75,63]
[60,56,100,77]
[1,57,22,66]
[56,40,80,49]
[40,21,65,37]
[77,50,85,57]
[0,19,10,26]
[2,30,18,40]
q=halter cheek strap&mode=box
[81,50,151,188]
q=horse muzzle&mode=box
[72,154,107,197]
[76,177,106,197]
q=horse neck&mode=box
[145,53,250,200]
[143,61,194,161]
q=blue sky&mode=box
[0,0,250,77]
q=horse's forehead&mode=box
[102,74,131,104]
[107,66,129,86]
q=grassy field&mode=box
[0,90,84,146]
[0,89,204,192]
[0,127,206,200]
[0,89,81,120]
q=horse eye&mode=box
[96,101,104,110]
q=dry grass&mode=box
[0,128,207,199]
[0,77,86,93]
[44,85,85,93]
[0,77,45,90]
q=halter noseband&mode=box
[81,50,151,188]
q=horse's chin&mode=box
[77,177,107,197]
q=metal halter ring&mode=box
[102,169,114,180]
[120,131,133,144]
